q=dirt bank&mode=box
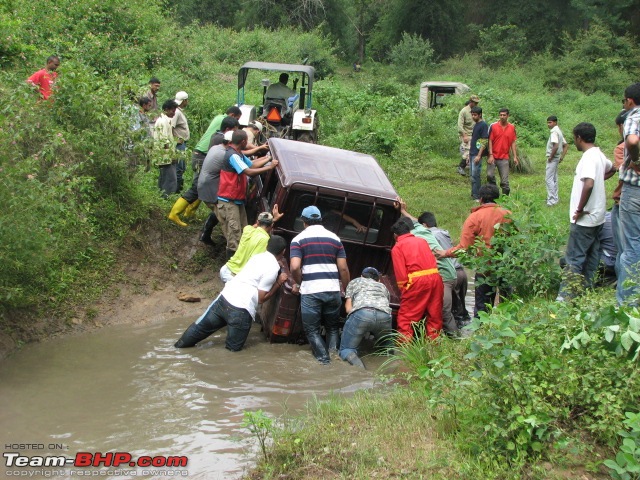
[0,211,227,359]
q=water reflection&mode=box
[0,318,380,479]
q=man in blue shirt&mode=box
[469,106,489,201]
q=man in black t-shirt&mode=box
[469,106,489,201]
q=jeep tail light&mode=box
[302,117,312,124]
[266,107,281,122]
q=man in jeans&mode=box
[290,206,350,364]
[339,267,392,369]
[557,122,613,301]
[174,236,288,351]
[617,82,640,306]
[488,108,519,196]
[469,106,489,201]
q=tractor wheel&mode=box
[297,132,313,143]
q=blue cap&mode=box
[361,267,380,280]
[301,205,322,220]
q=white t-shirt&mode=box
[546,125,566,160]
[569,146,612,227]
[220,251,279,319]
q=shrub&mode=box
[458,194,565,300]
[389,32,434,70]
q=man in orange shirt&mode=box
[435,184,511,318]
[27,56,60,100]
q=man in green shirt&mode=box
[219,206,283,282]
[397,199,460,337]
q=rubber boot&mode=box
[326,329,340,354]
[167,197,189,227]
[183,200,201,219]
[199,213,218,246]
[307,333,330,364]
[345,352,365,369]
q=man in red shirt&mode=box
[27,56,60,100]
[391,218,443,340]
[435,184,511,318]
[488,108,519,196]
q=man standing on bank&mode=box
[457,95,480,176]
[545,115,569,207]
[290,206,350,365]
[488,108,518,196]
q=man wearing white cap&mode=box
[290,206,351,364]
[243,121,263,147]
[172,91,190,191]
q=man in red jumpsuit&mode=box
[391,217,444,340]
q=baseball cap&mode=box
[361,267,381,280]
[175,91,188,105]
[469,94,480,102]
[250,121,264,132]
[257,211,274,225]
[301,205,322,220]
[223,130,234,142]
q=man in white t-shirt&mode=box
[557,122,613,301]
[174,236,288,351]
[545,115,569,206]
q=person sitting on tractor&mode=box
[265,73,296,116]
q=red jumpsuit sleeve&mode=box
[391,245,408,289]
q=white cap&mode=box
[223,130,234,142]
[250,121,263,132]
[174,91,188,105]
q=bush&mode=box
[540,22,640,96]
[389,32,434,69]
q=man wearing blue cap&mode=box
[290,206,351,364]
[339,267,392,368]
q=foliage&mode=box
[457,194,565,300]
[477,24,528,68]
[388,32,434,69]
[412,298,640,464]
[242,410,276,462]
[605,411,640,480]
[540,22,640,96]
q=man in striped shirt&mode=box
[618,82,640,306]
[290,206,351,364]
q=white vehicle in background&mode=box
[236,61,318,143]
[419,81,470,109]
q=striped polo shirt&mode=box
[290,224,346,295]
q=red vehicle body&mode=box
[246,138,401,343]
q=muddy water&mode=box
[0,318,382,480]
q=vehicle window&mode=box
[291,194,385,245]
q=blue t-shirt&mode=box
[470,120,489,158]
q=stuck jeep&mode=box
[236,62,319,143]
[245,138,401,343]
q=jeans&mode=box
[557,222,603,301]
[452,268,470,324]
[442,279,460,335]
[339,307,392,364]
[487,158,511,195]
[611,203,622,277]
[176,142,187,191]
[617,184,640,306]
[158,164,177,198]
[300,291,342,364]
[174,295,252,351]
[545,158,559,205]
[474,273,496,317]
[470,157,483,199]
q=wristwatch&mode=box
[293,283,300,289]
